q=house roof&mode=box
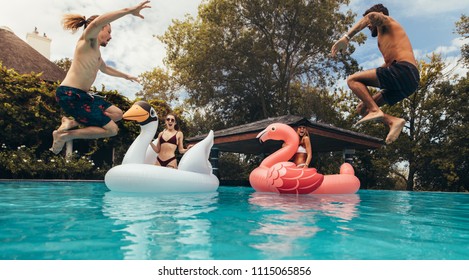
[0,27,65,82]
[187,115,384,154]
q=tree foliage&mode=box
[159,0,358,126]
[135,67,179,102]
[0,63,59,153]
[54,57,72,73]
[455,14,468,66]
[415,72,469,191]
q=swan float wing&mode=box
[178,130,214,174]
[144,139,158,164]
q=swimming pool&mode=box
[0,181,468,260]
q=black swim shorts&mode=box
[55,86,113,127]
[376,60,420,106]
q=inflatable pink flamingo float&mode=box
[249,123,360,194]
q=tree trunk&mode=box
[407,165,415,191]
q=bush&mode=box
[0,144,107,180]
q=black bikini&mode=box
[159,133,178,145]
[157,132,178,167]
[156,156,176,167]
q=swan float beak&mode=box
[123,101,158,125]
[123,104,149,123]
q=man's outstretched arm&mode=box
[331,12,389,56]
[100,62,139,83]
[84,1,151,39]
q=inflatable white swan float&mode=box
[105,101,219,193]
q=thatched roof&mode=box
[187,115,383,154]
[0,27,65,82]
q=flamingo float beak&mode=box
[256,129,268,143]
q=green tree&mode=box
[0,63,59,153]
[455,14,468,66]
[159,0,358,126]
[415,73,469,191]
[187,108,227,135]
[135,67,179,102]
[54,57,72,73]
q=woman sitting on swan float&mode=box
[149,113,192,169]
[105,101,219,193]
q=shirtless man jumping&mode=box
[331,4,420,144]
[50,1,151,154]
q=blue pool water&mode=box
[0,181,468,260]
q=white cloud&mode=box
[361,55,385,70]
[349,0,469,18]
[393,0,469,18]
[435,37,469,55]
[423,37,469,77]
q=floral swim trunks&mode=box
[55,86,113,127]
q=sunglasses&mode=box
[166,118,175,123]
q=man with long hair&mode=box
[331,4,420,144]
[50,1,151,154]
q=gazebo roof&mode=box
[0,27,65,82]
[187,115,384,154]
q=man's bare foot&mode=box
[354,110,384,126]
[356,102,367,116]
[385,118,406,144]
[50,130,67,154]
[58,117,77,132]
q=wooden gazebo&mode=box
[187,115,383,154]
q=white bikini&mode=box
[296,145,307,167]
[297,145,307,154]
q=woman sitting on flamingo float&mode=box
[249,123,360,195]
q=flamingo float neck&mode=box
[260,127,299,168]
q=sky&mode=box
[1,0,468,100]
